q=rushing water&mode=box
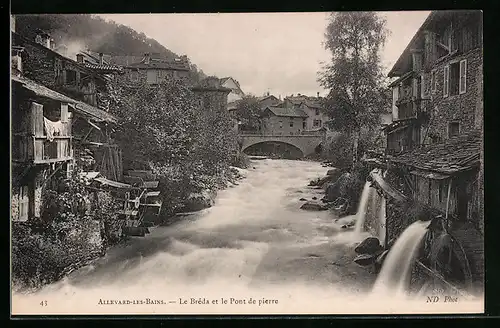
[354,181,373,234]
[12,159,378,314]
[371,220,430,297]
[378,197,386,246]
[11,160,483,314]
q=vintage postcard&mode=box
[10,11,484,316]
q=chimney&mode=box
[50,39,55,50]
[76,54,84,63]
[99,53,104,65]
[144,53,151,65]
[317,92,320,98]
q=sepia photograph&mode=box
[10,10,484,315]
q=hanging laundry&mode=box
[43,117,63,142]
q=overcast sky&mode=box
[100,11,430,98]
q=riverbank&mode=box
[11,160,250,293]
[12,159,380,314]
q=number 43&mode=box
[40,300,47,306]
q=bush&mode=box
[322,132,353,169]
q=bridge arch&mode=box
[242,140,304,159]
[239,134,323,158]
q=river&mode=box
[12,159,481,315]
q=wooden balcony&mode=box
[12,133,73,164]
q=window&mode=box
[279,121,283,129]
[130,70,139,81]
[431,70,437,93]
[449,62,460,96]
[448,122,460,138]
[443,65,449,97]
[18,185,29,221]
[60,103,69,123]
[313,119,322,127]
[446,60,467,97]
[315,109,320,115]
[420,74,425,99]
[289,119,294,128]
[302,121,306,129]
[459,59,467,94]
[147,69,158,84]
[65,69,77,85]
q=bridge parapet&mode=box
[239,132,324,157]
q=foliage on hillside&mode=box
[14,14,207,81]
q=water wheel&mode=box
[421,230,473,293]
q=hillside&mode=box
[14,14,206,79]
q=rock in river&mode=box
[183,189,217,212]
[300,201,328,211]
[354,237,383,255]
[354,253,377,266]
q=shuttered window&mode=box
[19,186,29,221]
[459,59,467,94]
[60,103,69,123]
[443,65,449,98]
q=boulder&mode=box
[183,189,217,212]
[354,253,377,266]
[299,198,307,201]
[354,237,383,255]
[312,196,317,200]
[300,201,328,211]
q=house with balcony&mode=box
[11,26,124,223]
[370,10,483,293]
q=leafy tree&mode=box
[319,12,390,164]
[233,95,263,131]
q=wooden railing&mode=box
[12,133,72,164]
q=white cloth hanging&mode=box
[44,117,63,142]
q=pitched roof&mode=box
[389,130,481,175]
[388,11,481,77]
[265,106,308,118]
[12,74,117,124]
[257,95,279,102]
[83,62,124,74]
[127,58,189,71]
[191,77,232,93]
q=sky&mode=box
[100,11,430,98]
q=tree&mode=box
[319,12,390,164]
[233,95,263,131]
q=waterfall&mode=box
[378,197,386,246]
[354,181,373,234]
[371,220,430,297]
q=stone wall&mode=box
[422,48,482,143]
[11,186,20,221]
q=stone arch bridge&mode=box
[239,132,325,158]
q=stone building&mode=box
[220,77,245,103]
[283,93,330,131]
[260,106,309,135]
[124,53,190,85]
[367,10,483,293]
[11,27,120,223]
